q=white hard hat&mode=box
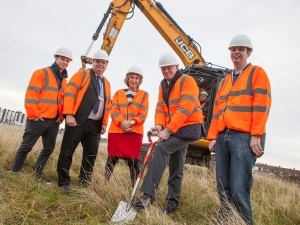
[158,53,179,68]
[54,47,73,60]
[200,91,208,96]
[127,65,143,77]
[228,34,253,50]
[93,50,109,62]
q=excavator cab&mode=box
[183,65,230,167]
[138,65,229,168]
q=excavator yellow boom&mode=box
[82,0,205,68]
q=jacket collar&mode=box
[51,62,68,78]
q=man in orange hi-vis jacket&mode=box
[11,47,73,183]
[132,52,203,214]
[208,34,271,225]
[56,50,111,191]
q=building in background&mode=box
[253,163,300,177]
[210,154,300,182]
[253,163,300,183]
[0,107,26,126]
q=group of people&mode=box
[11,48,149,191]
[10,33,271,225]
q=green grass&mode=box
[0,123,299,224]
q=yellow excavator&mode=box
[81,0,230,167]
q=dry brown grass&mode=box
[0,123,299,224]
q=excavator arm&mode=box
[81,0,205,68]
[134,0,205,67]
[101,0,133,55]
[81,0,133,68]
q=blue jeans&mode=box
[215,130,256,225]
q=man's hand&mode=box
[101,124,107,134]
[66,115,77,127]
[56,118,62,124]
[150,125,163,136]
[250,136,263,156]
[33,116,44,121]
[208,140,216,152]
[157,128,171,143]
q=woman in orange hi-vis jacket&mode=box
[207,34,271,225]
[11,47,73,183]
[104,65,149,187]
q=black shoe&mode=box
[162,204,178,214]
[132,194,154,209]
[60,185,71,191]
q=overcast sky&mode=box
[0,0,299,170]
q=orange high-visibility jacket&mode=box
[108,89,149,135]
[207,64,271,140]
[63,69,111,125]
[25,67,66,120]
[155,74,203,132]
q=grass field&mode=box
[0,123,299,224]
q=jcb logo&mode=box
[175,37,195,59]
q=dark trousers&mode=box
[57,119,101,186]
[104,156,139,187]
[11,118,59,178]
[140,136,192,208]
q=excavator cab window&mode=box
[182,65,230,167]
[183,65,229,137]
[195,77,214,134]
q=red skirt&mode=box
[107,133,142,159]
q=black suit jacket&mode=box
[75,69,105,127]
